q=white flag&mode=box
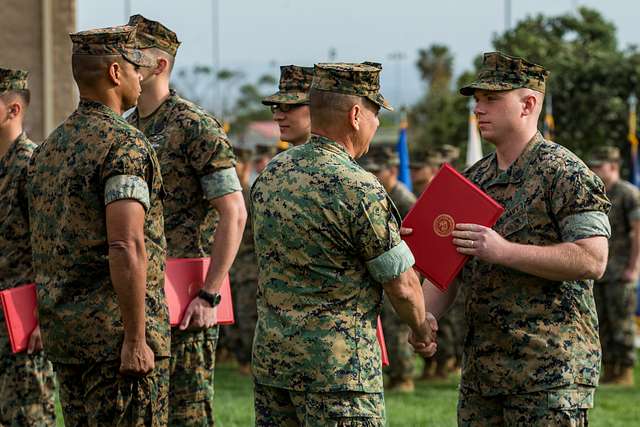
[466,99,483,167]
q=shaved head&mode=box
[309,88,376,129]
[72,54,125,90]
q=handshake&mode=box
[409,312,438,358]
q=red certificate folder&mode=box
[402,163,504,291]
[376,316,389,367]
[0,283,38,354]
[165,258,234,327]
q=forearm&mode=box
[109,240,148,342]
[423,279,459,320]
[203,201,246,292]
[500,239,605,281]
[383,269,426,332]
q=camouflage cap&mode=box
[233,146,253,163]
[437,144,461,163]
[0,68,28,93]
[262,65,314,105]
[70,25,154,68]
[311,62,393,111]
[460,51,549,96]
[128,14,181,57]
[587,146,621,167]
[254,144,277,158]
[410,148,444,169]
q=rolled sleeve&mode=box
[366,240,415,283]
[559,211,611,242]
[104,175,150,210]
[200,167,242,200]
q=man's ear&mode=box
[349,103,361,131]
[107,61,121,86]
[522,93,538,116]
[155,57,168,75]
[8,101,21,118]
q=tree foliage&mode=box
[410,7,640,166]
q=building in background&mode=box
[0,0,76,142]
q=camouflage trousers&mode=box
[458,384,594,427]
[169,326,218,426]
[226,278,258,365]
[54,357,169,427]
[381,296,414,382]
[254,383,385,427]
[594,279,638,367]
[0,351,56,427]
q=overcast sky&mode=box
[78,0,639,107]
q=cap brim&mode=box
[368,93,394,111]
[459,80,523,96]
[261,91,309,106]
[121,48,155,68]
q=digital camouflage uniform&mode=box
[457,52,612,426]
[588,147,640,372]
[127,14,242,425]
[27,27,170,427]
[359,146,417,385]
[251,63,408,426]
[0,67,56,427]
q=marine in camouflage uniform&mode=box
[251,63,431,426]
[27,26,170,426]
[226,67,315,374]
[262,65,313,147]
[588,146,640,386]
[0,68,56,426]
[127,14,244,425]
[359,145,417,391]
[444,52,612,425]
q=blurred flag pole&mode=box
[628,93,639,186]
[466,98,483,167]
[543,92,555,140]
[396,109,412,192]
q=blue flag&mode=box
[396,115,412,192]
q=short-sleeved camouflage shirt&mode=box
[127,90,241,258]
[460,132,611,396]
[601,179,640,281]
[0,133,36,356]
[28,99,169,363]
[250,134,415,393]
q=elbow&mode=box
[236,201,248,230]
[587,257,607,280]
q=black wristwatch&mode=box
[197,289,221,307]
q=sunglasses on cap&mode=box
[270,103,308,113]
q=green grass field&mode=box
[55,353,640,426]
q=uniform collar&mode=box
[78,98,126,123]
[478,131,544,187]
[0,132,29,173]
[309,134,355,162]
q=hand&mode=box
[400,227,413,236]
[120,339,155,376]
[452,223,511,264]
[27,326,43,354]
[408,313,438,357]
[621,267,639,283]
[179,297,217,330]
